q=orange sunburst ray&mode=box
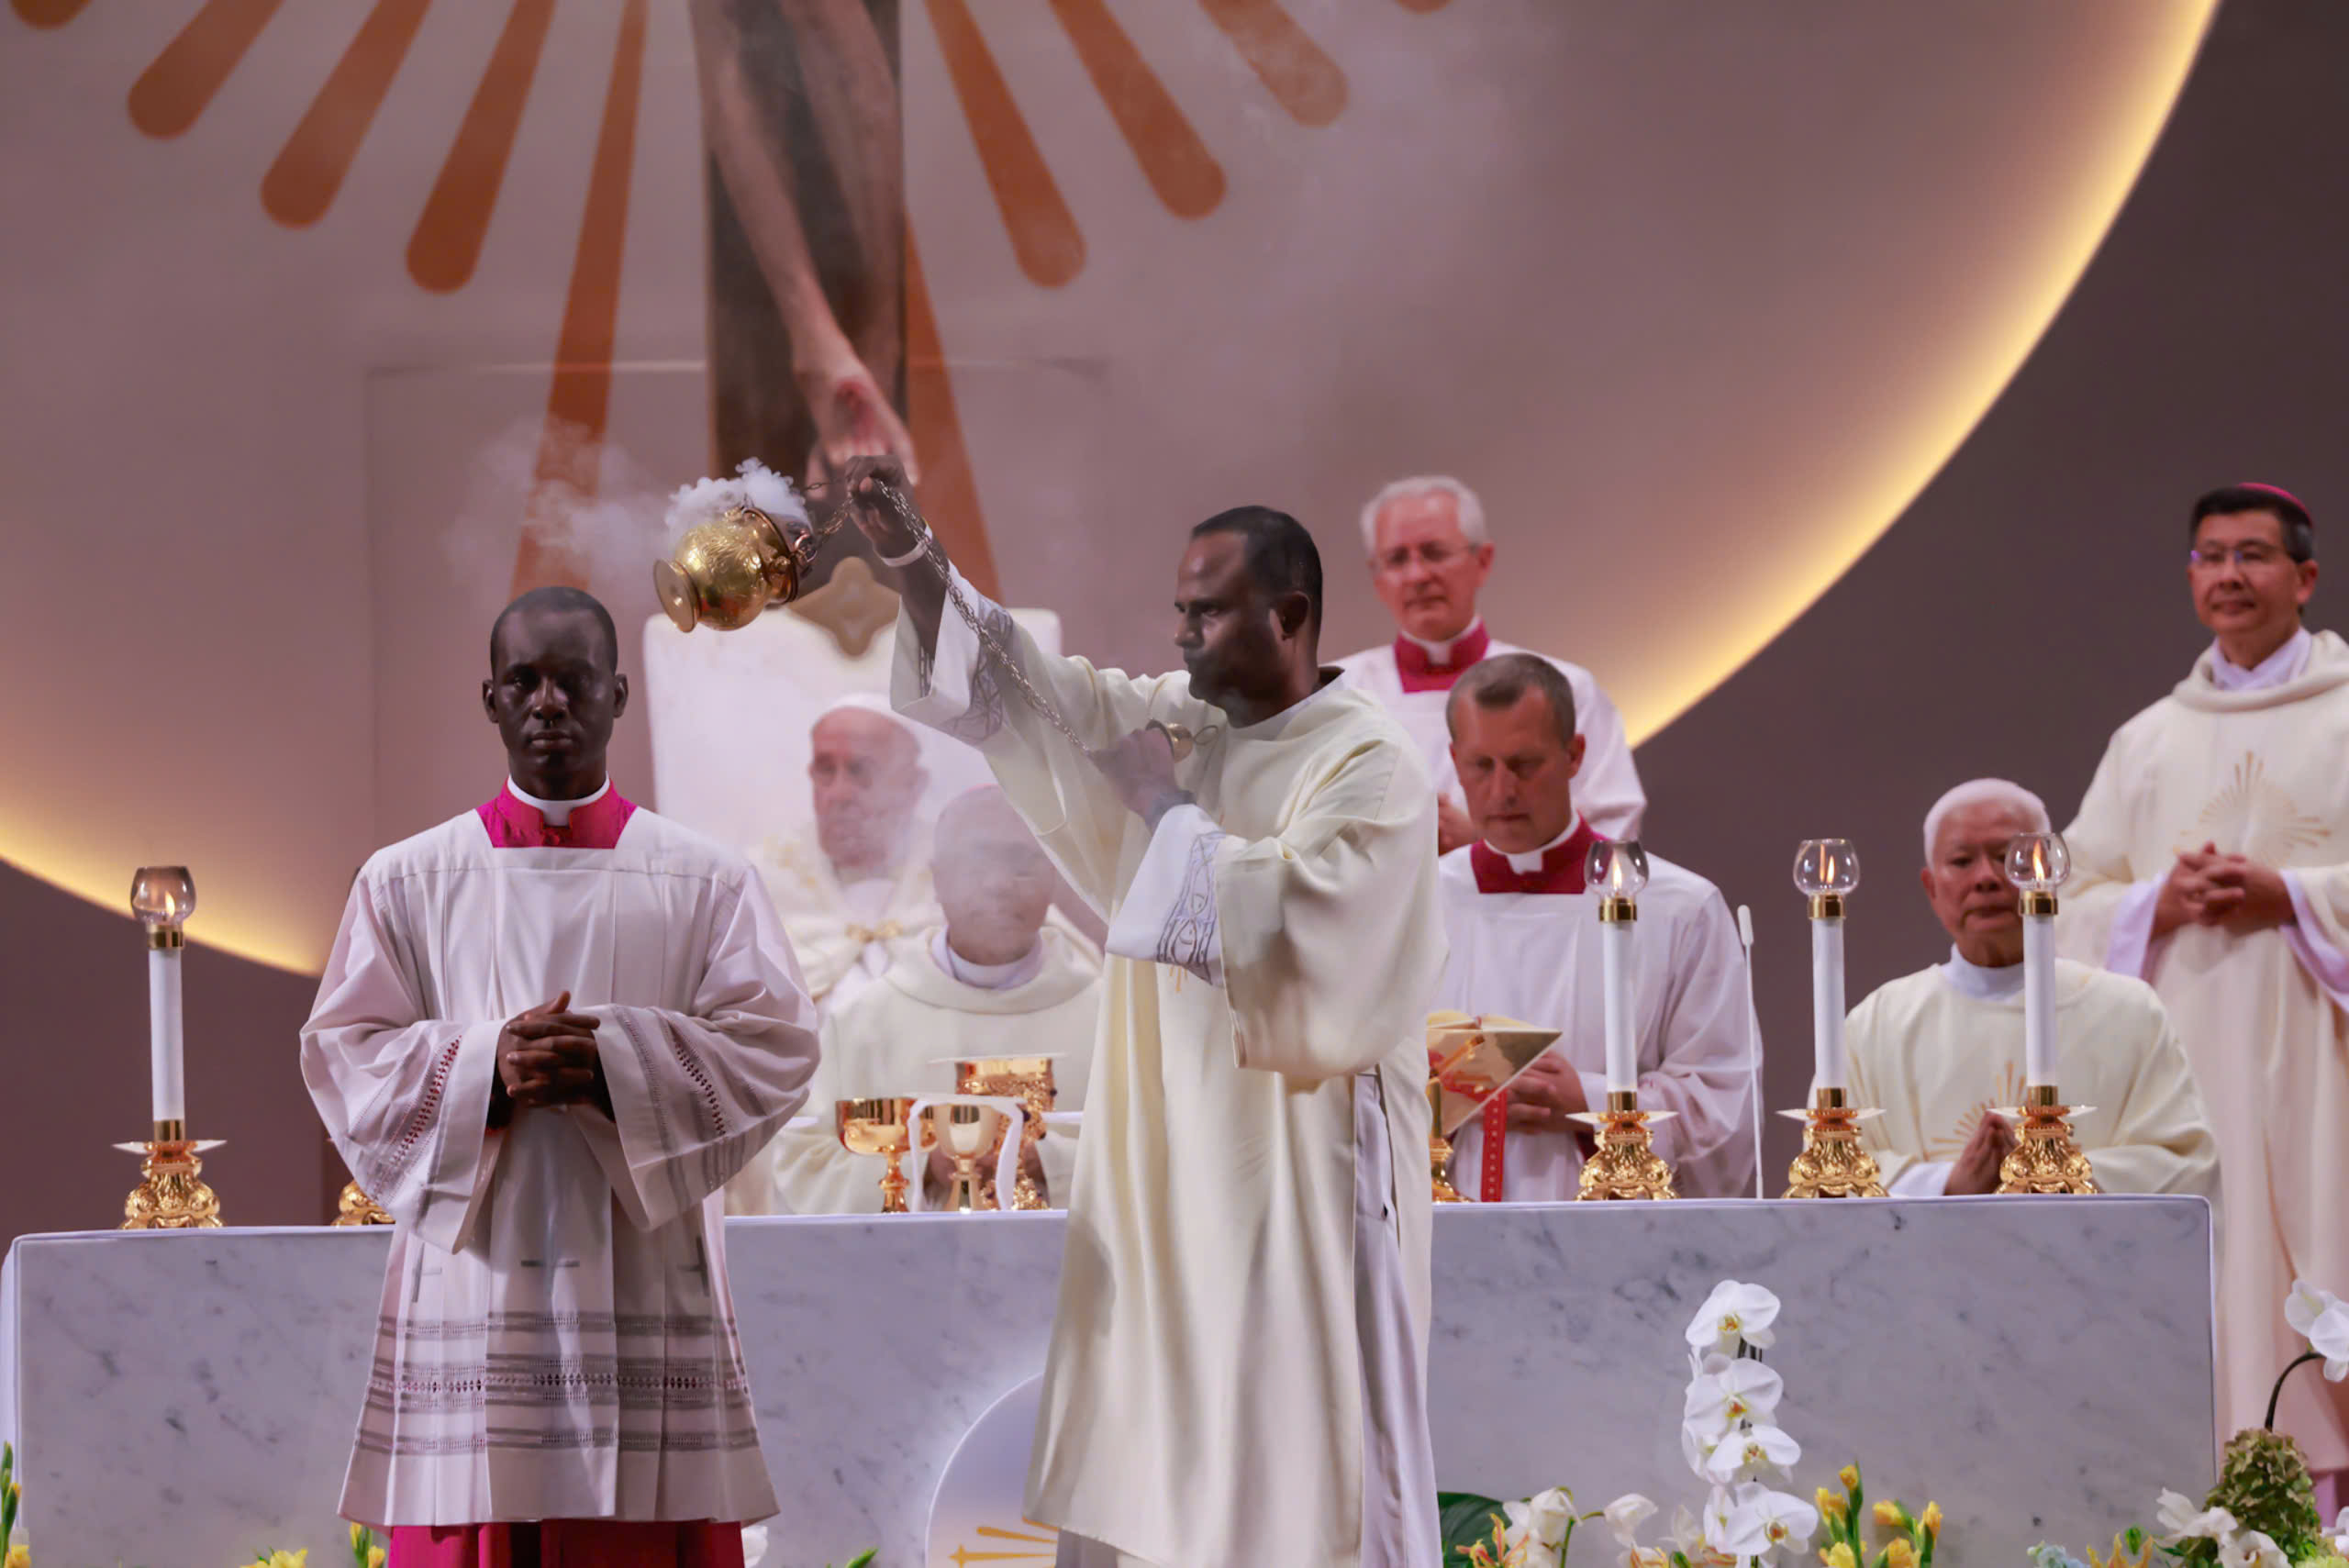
[128,0,284,139]
[261,0,434,228]
[510,0,647,596]
[927,0,1086,288]
[1197,0,1346,128]
[11,0,91,28]
[906,230,1001,599]
[1048,0,1225,218]
[407,0,557,292]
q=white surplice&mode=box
[748,822,941,1014]
[301,806,820,1527]
[894,570,1447,1568]
[1432,843,1758,1200]
[2057,628,2349,1467]
[1334,624,1645,839]
[754,925,1100,1215]
[1845,954,2220,1198]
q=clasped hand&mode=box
[2154,841,2295,936]
[496,990,604,1109]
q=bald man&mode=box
[763,787,1100,1214]
[751,697,941,1016]
[1846,778,2219,1199]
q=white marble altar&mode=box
[1,1198,2215,1566]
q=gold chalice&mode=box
[837,1096,919,1214]
[953,1055,1060,1210]
[920,1100,1011,1214]
[1423,1011,1563,1204]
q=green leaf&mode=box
[1439,1493,1509,1563]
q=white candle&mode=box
[2022,905,2056,1085]
[1600,916,1638,1092]
[1810,912,1846,1089]
[150,944,186,1124]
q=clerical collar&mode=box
[507,775,609,827]
[1469,816,1598,895]
[1939,945,2025,1002]
[2210,626,2311,692]
[931,928,1044,991]
[1392,618,1491,692]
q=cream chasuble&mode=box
[1845,956,2219,1197]
[748,823,940,1011]
[1433,846,1758,1200]
[760,926,1100,1214]
[2057,628,2349,1466]
[302,806,820,1527]
[893,573,1447,1568]
[1334,627,1645,839]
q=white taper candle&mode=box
[150,944,186,1123]
[1600,916,1638,1092]
[1810,912,1846,1089]
[2022,906,2056,1085]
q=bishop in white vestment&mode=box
[1432,655,1756,1200]
[762,787,1099,1214]
[303,590,820,1561]
[2057,484,2349,1467]
[1333,474,1643,846]
[843,468,1445,1568]
[1846,779,2218,1199]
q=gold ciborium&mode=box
[654,502,825,634]
[920,1100,1010,1214]
[953,1056,1058,1210]
[839,1096,920,1214]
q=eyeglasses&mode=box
[1374,543,1474,573]
[2188,544,2296,572]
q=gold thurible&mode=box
[1782,1084,1887,1198]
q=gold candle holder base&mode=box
[115,1124,225,1229]
[955,1057,1057,1211]
[1994,1084,2099,1194]
[333,1180,395,1226]
[1778,1085,1887,1198]
[1569,1092,1677,1201]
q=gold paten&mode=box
[1570,1091,1678,1201]
[116,1133,225,1229]
[1779,1084,1887,1198]
[956,1056,1058,1211]
[334,1180,395,1226]
[1994,1084,2100,1195]
[839,1096,920,1214]
[921,1101,1010,1214]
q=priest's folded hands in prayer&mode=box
[490,990,610,1120]
[1505,1051,1592,1139]
[1944,1109,2018,1196]
[2154,842,2298,936]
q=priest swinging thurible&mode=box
[830,455,1447,1568]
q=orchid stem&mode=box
[2263,1349,2322,1430]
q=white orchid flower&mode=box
[739,1523,769,1568]
[2284,1278,2349,1378]
[2330,1504,2348,1553]
[2155,1490,2240,1543]
[2218,1529,2287,1568]
[1681,1418,1721,1480]
[1502,1485,1575,1566]
[1671,1503,1709,1555]
[1708,1482,1818,1560]
[1701,1421,1803,1485]
[1685,1360,1787,1437]
[1605,1493,1659,1549]
[1687,1280,1781,1356]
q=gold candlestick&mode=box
[1994,1084,2099,1194]
[1571,1091,1677,1201]
[954,1056,1057,1211]
[334,1180,394,1226]
[116,1120,224,1229]
[1779,1085,1887,1197]
[839,1097,919,1213]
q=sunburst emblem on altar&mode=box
[2186,752,2331,868]
[929,1376,1060,1565]
[1930,1060,2026,1162]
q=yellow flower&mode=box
[1876,1502,1909,1530]
[1920,1504,1943,1542]
[1887,1539,1918,1568]
[1818,1489,1848,1526]
[1824,1543,1859,1568]
[368,1551,385,1568]
[1840,1466,1862,1492]
[6,1541,28,1568]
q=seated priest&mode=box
[302,586,820,1562]
[1846,778,2221,1198]
[751,693,941,1015]
[1431,653,1756,1200]
[740,786,1098,1214]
